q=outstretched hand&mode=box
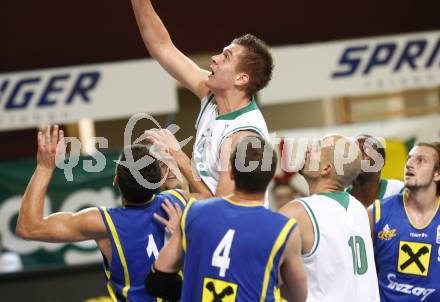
[145,128,181,154]
[145,128,185,183]
[37,125,65,171]
[153,199,183,236]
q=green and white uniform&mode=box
[298,192,380,302]
[346,178,405,199]
[194,93,269,200]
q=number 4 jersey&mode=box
[373,194,440,302]
[180,198,297,301]
[297,192,380,302]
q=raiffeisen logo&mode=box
[331,37,440,78]
[0,71,100,111]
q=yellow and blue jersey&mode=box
[180,197,297,302]
[99,189,187,302]
[373,193,440,302]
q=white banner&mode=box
[0,59,177,131]
[274,113,440,143]
[261,30,440,104]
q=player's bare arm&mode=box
[145,198,184,300]
[279,227,308,302]
[279,200,315,255]
[145,128,213,198]
[153,199,183,273]
[15,126,109,253]
[130,0,210,99]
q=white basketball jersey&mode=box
[297,192,380,302]
[381,179,404,199]
[194,93,269,196]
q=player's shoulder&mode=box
[279,199,309,222]
[385,178,405,192]
[188,197,225,212]
[380,193,402,208]
[158,189,189,208]
[386,178,404,186]
[374,193,403,222]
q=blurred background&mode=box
[1,0,440,300]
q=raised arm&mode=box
[15,126,107,243]
[145,199,184,300]
[130,0,210,99]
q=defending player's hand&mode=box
[145,128,181,154]
[37,125,65,171]
[145,128,185,184]
[154,198,183,236]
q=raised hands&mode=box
[37,125,65,171]
[144,128,186,183]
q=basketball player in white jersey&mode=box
[131,0,272,199]
[280,134,380,302]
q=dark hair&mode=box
[356,134,386,163]
[230,136,277,194]
[416,142,440,196]
[116,144,162,204]
[232,34,274,97]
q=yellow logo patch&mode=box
[378,229,397,240]
[202,277,238,302]
[398,241,432,276]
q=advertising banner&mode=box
[0,59,177,132]
[261,30,440,104]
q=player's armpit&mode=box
[17,207,106,243]
[280,227,308,302]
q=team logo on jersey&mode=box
[398,241,432,276]
[378,224,397,241]
[202,277,238,302]
[387,273,436,301]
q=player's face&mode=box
[404,146,439,190]
[159,161,183,190]
[205,43,247,92]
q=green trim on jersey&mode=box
[346,178,396,200]
[219,126,265,148]
[318,191,350,211]
[216,97,258,120]
[378,179,388,200]
[298,199,320,257]
[195,94,214,129]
